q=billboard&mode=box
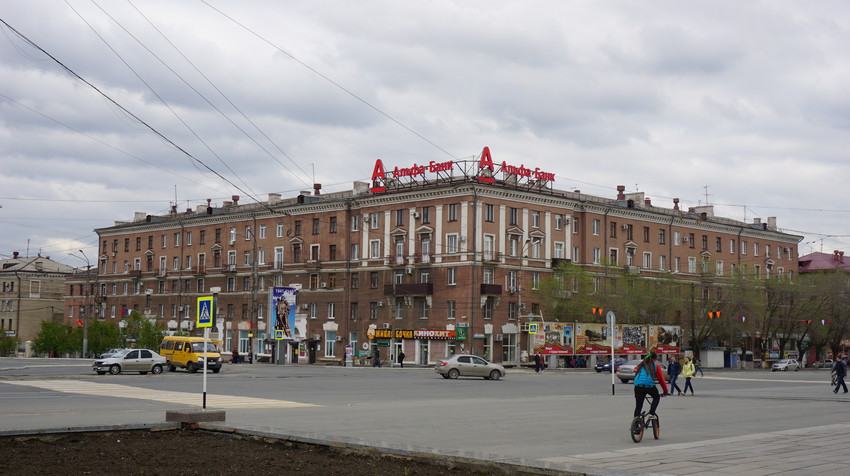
[648,325,682,354]
[575,323,613,354]
[536,322,573,355]
[269,287,297,340]
[617,324,647,355]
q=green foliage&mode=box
[0,336,19,356]
[120,311,166,350]
[32,321,74,357]
[87,320,122,357]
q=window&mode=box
[328,302,336,320]
[229,227,237,244]
[418,299,429,319]
[531,239,541,259]
[593,248,601,264]
[310,274,319,289]
[659,255,667,271]
[741,241,747,255]
[754,242,760,257]
[643,252,651,268]
[350,273,359,289]
[447,203,458,221]
[554,242,564,259]
[259,224,266,239]
[485,204,494,222]
[509,235,519,257]
[161,234,167,248]
[688,233,695,249]
[394,298,403,319]
[531,211,540,228]
[447,300,456,319]
[673,231,680,246]
[329,245,337,261]
[609,222,617,238]
[508,302,517,320]
[446,234,459,253]
[351,215,360,232]
[447,268,457,285]
[509,207,518,225]
[609,248,618,265]
[625,224,633,240]
[276,222,284,237]
[688,257,697,273]
[350,302,359,320]
[716,261,724,276]
[274,247,284,268]
[531,272,540,290]
[258,249,265,265]
[674,257,681,273]
[215,228,221,243]
[324,331,336,357]
[421,206,431,224]
[370,240,381,259]
[370,272,379,288]
[244,251,251,266]
[228,250,236,265]
[174,232,180,247]
[370,213,379,229]
[329,216,337,233]
[294,220,302,235]
[483,298,493,320]
[309,303,317,319]
[483,267,494,284]
[370,302,379,320]
[730,239,736,254]
[592,219,600,235]
[312,218,320,234]
[351,243,360,261]
[483,234,495,261]
[572,218,579,234]
[554,214,563,230]
[396,209,405,226]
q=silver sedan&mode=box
[435,354,505,380]
[92,349,167,375]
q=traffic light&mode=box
[591,307,604,316]
[801,319,812,324]
[707,311,721,319]
[76,319,83,327]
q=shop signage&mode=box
[369,147,556,193]
[371,328,457,340]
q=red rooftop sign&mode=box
[370,147,555,193]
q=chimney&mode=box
[231,195,239,205]
[206,198,213,215]
[574,190,581,193]
[673,198,680,211]
[13,251,19,259]
[753,218,761,225]
[616,185,626,200]
[186,208,192,213]
[841,251,845,263]
[835,250,841,262]
[268,193,281,203]
[170,205,177,214]
[767,217,777,230]
[313,183,322,196]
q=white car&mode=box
[92,349,167,375]
[772,359,800,372]
[434,354,506,380]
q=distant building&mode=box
[798,250,850,273]
[69,151,803,365]
[0,252,74,346]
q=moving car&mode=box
[92,349,166,375]
[595,357,627,373]
[615,359,670,384]
[772,359,800,372]
[435,354,505,380]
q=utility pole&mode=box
[69,250,91,357]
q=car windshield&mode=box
[112,350,130,358]
[191,342,218,353]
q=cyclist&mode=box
[633,350,669,418]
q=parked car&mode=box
[595,357,627,373]
[435,354,505,380]
[812,359,834,369]
[92,349,166,375]
[772,359,800,372]
[615,359,670,384]
[99,348,129,359]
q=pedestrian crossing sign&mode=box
[197,296,214,328]
[528,323,539,334]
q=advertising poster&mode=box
[617,325,647,355]
[575,323,614,354]
[538,322,573,355]
[648,325,681,354]
[269,286,297,340]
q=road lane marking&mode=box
[1,380,318,409]
[697,375,829,384]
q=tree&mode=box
[0,336,19,356]
[87,320,122,357]
[32,321,73,357]
[120,311,166,350]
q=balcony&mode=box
[388,255,406,265]
[552,258,571,268]
[128,270,142,278]
[223,264,237,273]
[480,283,502,295]
[306,259,321,269]
[192,266,206,275]
[384,282,433,296]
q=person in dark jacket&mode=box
[668,356,683,396]
[833,355,848,394]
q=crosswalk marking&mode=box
[2,380,318,409]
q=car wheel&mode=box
[795,367,799,371]
[96,371,106,375]
[783,367,788,372]
[489,370,502,381]
[186,361,197,373]
[212,368,220,374]
[441,374,450,379]
[109,364,121,375]
[151,364,163,375]
[620,378,630,384]
[167,362,177,372]
[448,368,460,379]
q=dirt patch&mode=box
[0,429,538,475]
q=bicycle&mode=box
[630,393,666,443]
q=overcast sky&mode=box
[1,1,849,268]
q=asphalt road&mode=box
[2,358,848,475]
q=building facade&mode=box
[66,153,802,365]
[1,252,74,346]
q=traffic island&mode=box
[165,409,226,429]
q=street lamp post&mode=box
[515,239,531,368]
[69,250,91,358]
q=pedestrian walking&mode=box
[397,351,405,368]
[668,356,683,396]
[682,356,696,395]
[832,355,848,394]
[372,348,382,367]
[534,354,544,373]
[694,358,704,376]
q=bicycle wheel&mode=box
[651,416,660,440]
[630,416,644,443]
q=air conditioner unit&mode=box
[405,266,413,275]
[336,336,343,342]
[145,289,153,295]
[413,211,420,219]
[320,282,328,288]
[520,323,530,332]
[363,213,370,220]
[301,303,309,310]
[111,252,116,257]
[459,236,466,242]
[621,224,629,230]
[382,323,391,329]
[376,301,384,307]
[508,287,517,294]
[312,334,321,341]
[229,240,236,245]
[494,334,503,342]
[682,237,689,243]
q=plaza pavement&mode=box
[2,361,848,476]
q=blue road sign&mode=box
[197,296,214,328]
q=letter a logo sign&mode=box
[477,146,495,183]
[370,159,387,193]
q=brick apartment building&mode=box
[65,152,802,365]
